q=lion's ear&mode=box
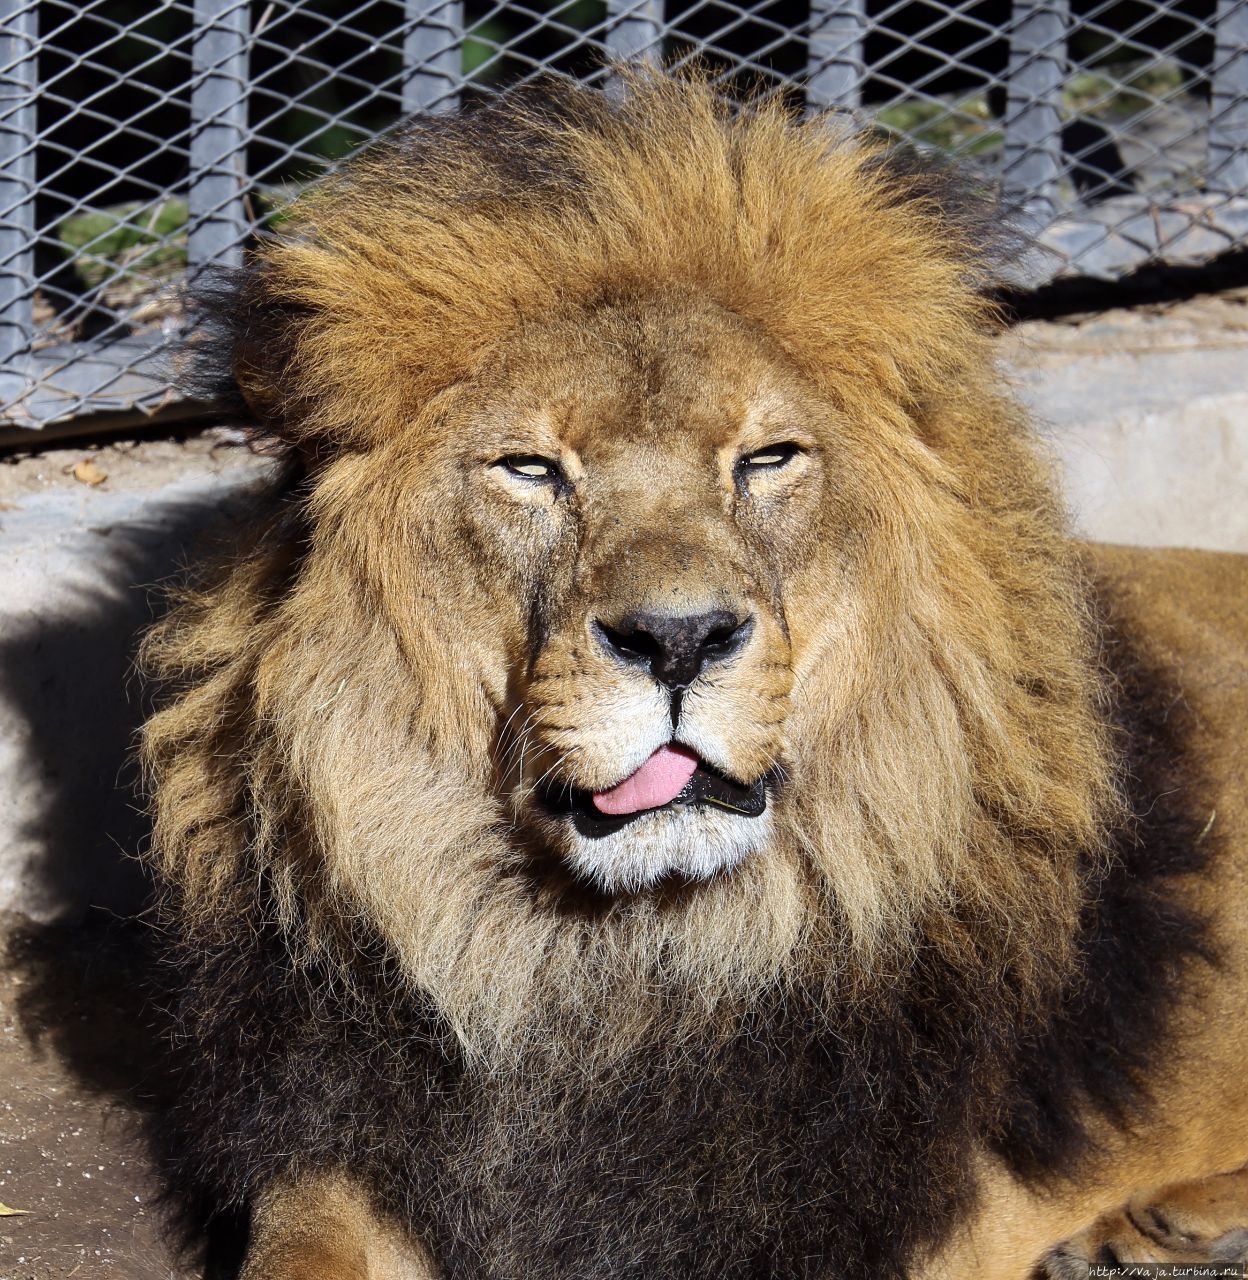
[863,140,1020,305]
[179,263,320,458]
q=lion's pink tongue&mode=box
[592,744,700,816]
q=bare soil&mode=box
[0,913,190,1280]
[0,426,268,499]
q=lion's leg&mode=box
[920,1122,1248,1280]
[240,1171,438,1280]
[1039,1166,1248,1276]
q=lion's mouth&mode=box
[539,744,771,839]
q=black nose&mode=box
[594,610,753,689]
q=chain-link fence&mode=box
[1,0,1246,432]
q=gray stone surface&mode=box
[0,433,274,921]
[1003,287,1248,552]
[0,290,1246,921]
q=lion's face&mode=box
[388,299,870,892]
[150,75,1115,1063]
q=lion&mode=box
[140,71,1248,1279]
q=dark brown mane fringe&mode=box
[149,582,1213,1280]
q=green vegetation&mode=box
[875,95,1002,157]
[874,59,1189,158]
[57,192,296,292]
[1062,60,1185,118]
[58,198,189,289]
[463,19,511,78]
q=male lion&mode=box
[142,72,1248,1279]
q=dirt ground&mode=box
[0,912,194,1280]
[0,428,268,1280]
[0,427,267,502]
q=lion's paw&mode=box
[1038,1168,1248,1278]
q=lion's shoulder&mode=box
[1089,543,1248,727]
[1090,542,1248,634]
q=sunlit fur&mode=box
[143,70,1116,1070]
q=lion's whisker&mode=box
[527,746,583,797]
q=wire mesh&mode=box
[2,0,1246,429]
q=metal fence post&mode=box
[0,0,36,401]
[402,0,462,114]
[606,0,663,66]
[188,0,250,274]
[1209,0,1248,196]
[806,0,866,111]
[1002,0,1068,219]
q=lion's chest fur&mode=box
[425,986,1009,1279]
[169,928,995,1280]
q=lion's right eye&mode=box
[738,442,803,471]
[495,455,564,482]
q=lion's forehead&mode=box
[465,300,820,458]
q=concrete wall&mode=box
[2,293,1246,921]
[1006,291,1248,554]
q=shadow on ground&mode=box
[0,485,265,1279]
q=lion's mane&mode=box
[139,72,1219,1280]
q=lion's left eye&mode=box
[496,454,563,482]
[738,443,803,471]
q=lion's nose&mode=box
[594,610,753,689]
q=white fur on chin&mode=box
[559,803,774,894]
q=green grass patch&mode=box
[56,192,298,292]
[58,199,189,289]
[1062,60,1186,117]
[875,95,1002,157]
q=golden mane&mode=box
[189,68,1001,444]
[144,70,1117,1068]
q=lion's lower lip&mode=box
[540,765,771,840]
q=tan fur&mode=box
[145,72,1113,1070]
[242,1171,435,1280]
[1045,1167,1248,1272]
[921,547,1248,1279]
[141,73,1248,1277]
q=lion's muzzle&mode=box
[539,744,773,847]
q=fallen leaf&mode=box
[73,458,107,486]
[0,1202,30,1215]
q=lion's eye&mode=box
[496,454,563,482]
[738,443,803,471]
